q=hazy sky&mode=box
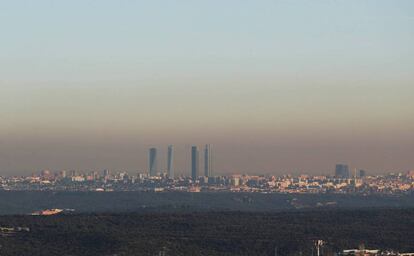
[1,1,413,175]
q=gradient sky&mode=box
[1,1,413,176]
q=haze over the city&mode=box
[1,1,413,175]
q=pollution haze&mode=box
[1,1,413,175]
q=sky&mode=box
[0,0,413,176]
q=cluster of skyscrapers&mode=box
[335,164,366,179]
[335,164,350,179]
[149,145,213,179]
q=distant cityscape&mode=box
[0,145,413,194]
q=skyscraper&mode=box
[149,148,158,177]
[167,145,174,178]
[204,144,212,177]
[191,146,199,180]
[335,164,350,179]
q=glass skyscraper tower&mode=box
[191,146,199,180]
[204,144,212,177]
[149,148,158,177]
[167,145,174,178]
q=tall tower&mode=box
[149,148,158,177]
[167,145,174,178]
[191,146,199,180]
[204,144,212,177]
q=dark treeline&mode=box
[0,191,414,214]
[0,209,413,255]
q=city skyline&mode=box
[0,141,413,177]
[1,162,413,196]
[1,143,408,178]
[1,1,413,175]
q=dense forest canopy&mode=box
[0,209,413,255]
